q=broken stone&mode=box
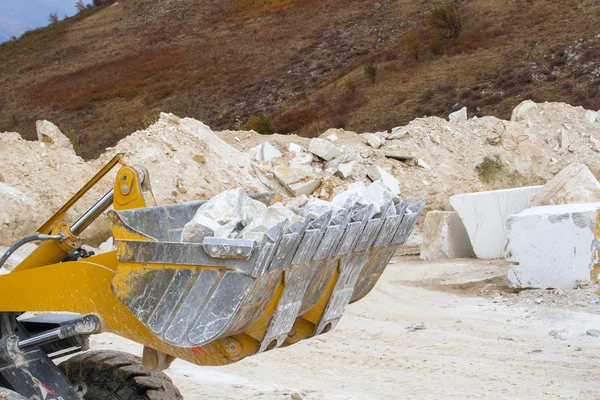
[308,138,341,161]
[273,167,321,197]
[385,153,417,166]
[586,329,600,337]
[99,237,114,253]
[420,211,475,261]
[450,186,542,259]
[327,133,338,142]
[530,163,600,206]
[250,142,282,163]
[389,126,408,140]
[364,133,382,148]
[511,100,538,122]
[36,120,73,150]
[182,213,222,243]
[558,128,569,148]
[288,151,313,168]
[506,202,600,289]
[289,143,303,153]
[417,159,430,169]
[367,165,400,195]
[448,107,467,122]
[336,160,356,179]
[240,203,299,241]
[584,110,598,125]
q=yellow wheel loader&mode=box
[0,154,424,399]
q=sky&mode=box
[0,0,79,42]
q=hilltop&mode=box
[0,0,599,158]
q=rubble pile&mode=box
[1,100,599,261]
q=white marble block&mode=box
[506,203,600,289]
[420,211,475,260]
[450,186,542,259]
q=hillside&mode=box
[0,0,599,159]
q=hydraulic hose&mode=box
[0,233,65,270]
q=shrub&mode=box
[343,78,357,95]
[403,31,425,61]
[475,154,505,183]
[364,58,377,84]
[75,0,86,12]
[247,114,272,134]
[428,2,462,40]
[48,12,59,24]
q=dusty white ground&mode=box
[91,257,600,400]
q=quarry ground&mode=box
[91,257,600,400]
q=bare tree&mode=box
[48,12,59,24]
[75,0,86,12]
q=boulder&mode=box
[289,143,303,153]
[288,151,313,168]
[511,100,537,122]
[448,107,467,122]
[308,138,341,161]
[240,203,299,242]
[36,120,73,149]
[506,203,600,289]
[450,186,542,259]
[364,133,382,148]
[182,213,223,243]
[420,211,475,260]
[529,163,600,207]
[367,165,400,195]
[273,167,321,197]
[336,160,356,179]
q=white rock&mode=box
[181,213,222,243]
[262,142,282,163]
[558,128,569,149]
[450,186,542,259]
[584,110,598,125]
[367,165,400,195]
[300,198,341,220]
[36,120,73,149]
[506,203,600,289]
[530,163,600,206]
[364,133,382,148]
[289,143,303,153]
[448,107,467,121]
[273,167,321,197]
[420,211,475,260]
[336,160,356,179]
[511,100,538,122]
[417,159,430,169]
[389,126,408,140]
[288,151,314,168]
[241,203,299,241]
[327,134,338,142]
[308,138,341,161]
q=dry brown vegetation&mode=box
[0,0,599,159]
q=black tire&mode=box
[58,350,183,400]
[0,387,27,400]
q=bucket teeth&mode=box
[110,197,425,351]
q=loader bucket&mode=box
[107,196,425,353]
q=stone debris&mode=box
[308,138,341,161]
[36,120,73,150]
[273,167,321,197]
[388,126,408,140]
[420,211,475,260]
[450,186,542,259]
[511,100,538,122]
[449,107,468,122]
[249,141,282,164]
[586,329,600,337]
[385,153,417,166]
[326,133,338,142]
[364,133,383,149]
[585,110,598,125]
[367,165,400,195]
[506,202,600,289]
[529,163,600,206]
[288,143,303,153]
